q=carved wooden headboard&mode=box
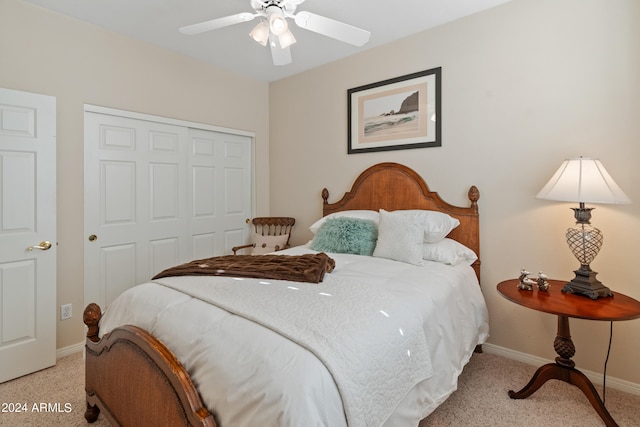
[321,162,480,281]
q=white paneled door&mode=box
[0,88,56,383]
[188,128,253,260]
[84,110,253,309]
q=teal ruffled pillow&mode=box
[310,217,378,256]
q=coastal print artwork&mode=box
[348,67,441,154]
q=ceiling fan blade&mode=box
[270,35,292,66]
[294,11,370,47]
[179,13,255,35]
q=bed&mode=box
[83,162,489,427]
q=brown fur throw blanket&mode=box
[152,253,335,284]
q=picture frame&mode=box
[347,67,441,154]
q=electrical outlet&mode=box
[61,303,72,320]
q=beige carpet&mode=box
[1,351,639,426]
[422,352,640,427]
[0,352,108,427]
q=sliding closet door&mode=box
[84,111,253,309]
[188,128,253,260]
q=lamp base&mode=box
[562,265,612,299]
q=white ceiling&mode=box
[24,0,512,82]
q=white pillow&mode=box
[309,210,379,234]
[422,238,478,266]
[393,210,460,243]
[252,233,289,254]
[373,209,423,265]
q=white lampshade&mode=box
[536,156,631,204]
[249,21,270,46]
[278,29,296,49]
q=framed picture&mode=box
[347,67,441,154]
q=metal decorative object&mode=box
[536,271,550,292]
[518,269,550,292]
[518,269,535,291]
[562,205,611,298]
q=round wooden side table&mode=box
[497,279,640,427]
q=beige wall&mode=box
[270,0,640,385]
[3,0,639,389]
[0,0,270,350]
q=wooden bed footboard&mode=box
[83,303,217,427]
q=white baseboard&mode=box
[483,343,640,396]
[56,342,84,359]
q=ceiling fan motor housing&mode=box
[252,0,299,15]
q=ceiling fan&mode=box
[179,0,371,66]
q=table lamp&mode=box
[536,156,631,299]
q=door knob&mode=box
[88,234,98,242]
[245,218,251,224]
[27,241,52,251]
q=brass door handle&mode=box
[245,218,251,224]
[27,241,52,251]
[88,234,98,242]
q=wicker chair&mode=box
[232,217,295,255]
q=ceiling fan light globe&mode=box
[278,29,296,49]
[269,15,289,35]
[249,21,269,46]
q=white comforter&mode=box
[99,245,489,427]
